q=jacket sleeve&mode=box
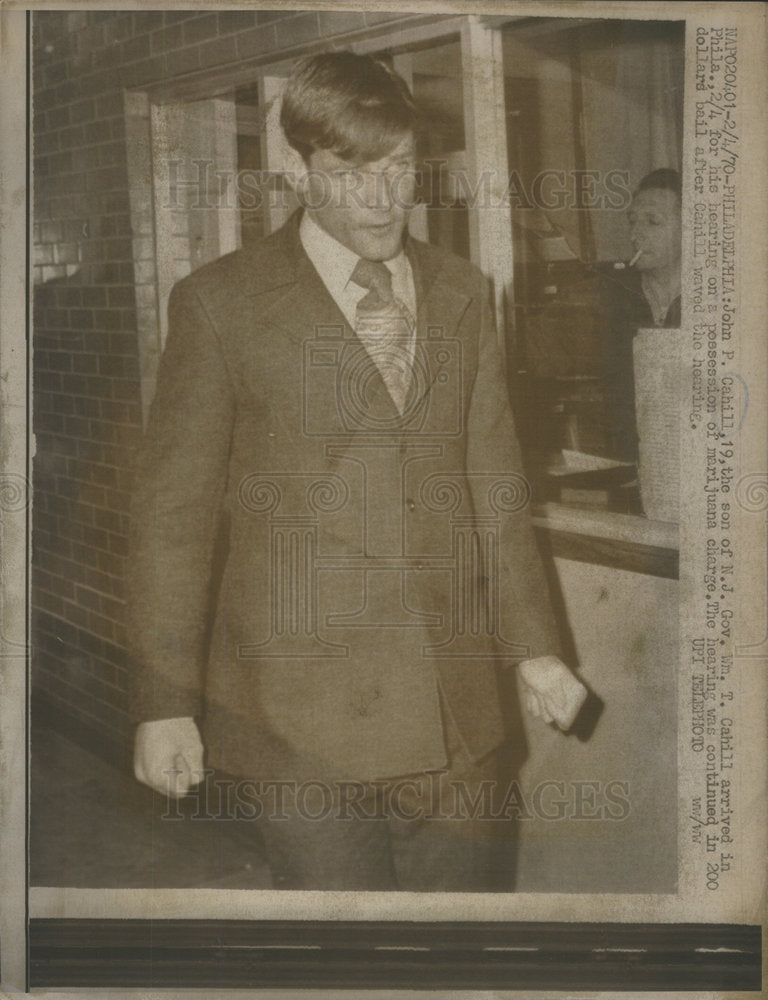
[466,274,563,664]
[127,278,235,722]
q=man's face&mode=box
[627,188,682,273]
[299,133,416,261]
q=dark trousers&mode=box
[253,708,519,892]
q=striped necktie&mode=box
[350,258,415,414]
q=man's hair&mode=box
[636,168,682,205]
[280,51,418,164]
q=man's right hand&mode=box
[134,717,205,798]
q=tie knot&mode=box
[351,258,393,303]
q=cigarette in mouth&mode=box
[628,249,643,267]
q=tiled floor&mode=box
[30,725,272,888]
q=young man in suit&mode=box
[129,51,585,891]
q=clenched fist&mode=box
[519,656,588,730]
[134,716,205,798]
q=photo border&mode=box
[1,1,766,994]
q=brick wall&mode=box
[32,8,421,758]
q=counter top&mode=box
[532,502,679,579]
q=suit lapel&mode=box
[246,224,351,343]
[243,217,395,449]
[406,236,474,342]
[244,217,475,448]
[405,238,473,422]
[244,215,473,341]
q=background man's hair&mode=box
[636,168,682,204]
[280,50,418,164]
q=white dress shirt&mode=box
[299,211,417,335]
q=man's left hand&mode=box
[519,656,587,730]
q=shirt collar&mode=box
[299,210,409,293]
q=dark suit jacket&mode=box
[127,213,561,781]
